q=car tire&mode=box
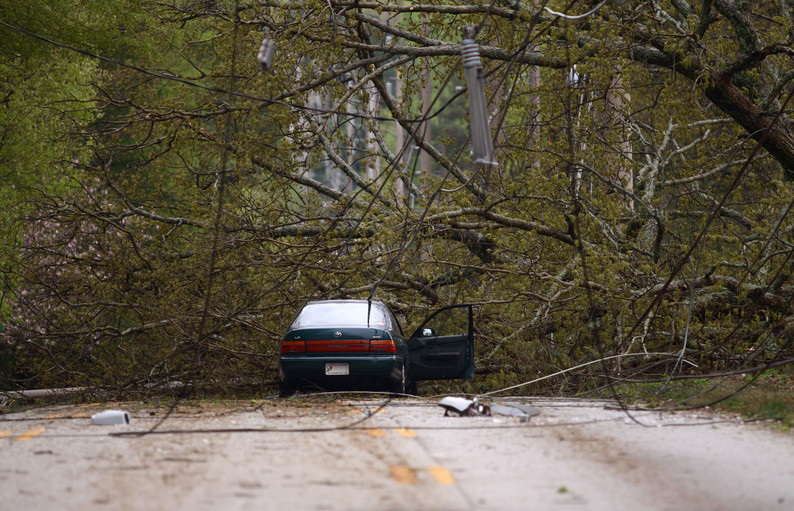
[388,363,408,396]
[406,378,418,396]
[279,379,297,397]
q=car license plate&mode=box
[325,363,349,376]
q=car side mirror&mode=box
[422,328,435,337]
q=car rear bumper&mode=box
[280,355,399,381]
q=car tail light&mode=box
[280,340,306,354]
[369,339,396,354]
[306,340,369,353]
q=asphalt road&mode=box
[1,396,793,510]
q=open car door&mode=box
[407,304,474,381]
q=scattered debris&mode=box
[439,397,490,416]
[491,403,541,423]
[92,410,131,425]
[439,397,540,422]
[0,395,8,407]
[1,387,85,400]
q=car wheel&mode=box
[388,363,408,396]
[406,378,418,396]
[279,379,297,397]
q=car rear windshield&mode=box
[291,302,390,329]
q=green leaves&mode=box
[3,1,794,396]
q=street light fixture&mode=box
[461,27,497,168]
[257,36,276,71]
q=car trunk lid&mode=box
[281,328,394,355]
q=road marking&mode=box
[428,466,456,485]
[390,465,417,484]
[396,428,417,438]
[15,429,45,442]
[0,430,14,439]
[367,428,387,438]
[45,413,61,419]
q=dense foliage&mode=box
[2,0,793,397]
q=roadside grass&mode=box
[618,368,794,431]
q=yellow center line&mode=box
[396,428,417,438]
[0,430,14,439]
[428,466,456,485]
[45,413,61,419]
[15,429,45,442]
[367,428,387,438]
[390,465,417,484]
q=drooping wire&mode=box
[594,86,794,423]
[0,19,425,125]
[543,0,609,20]
[617,86,794,356]
[194,1,242,371]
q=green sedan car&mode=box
[278,300,474,396]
